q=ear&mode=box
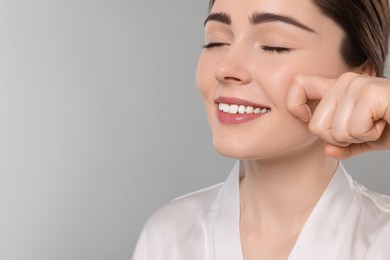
[356,60,376,77]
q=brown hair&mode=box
[208,0,390,77]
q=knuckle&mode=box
[349,76,364,90]
[287,103,299,114]
[356,130,380,141]
[337,72,362,88]
[341,71,359,81]
[293,73,305,82]
[348,126,363,138]
[290,74,305,88]
[349,72,361,80]
[330,131,350,143]
[363,83,383,99]
[308,121,322,135]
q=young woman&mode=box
[133,0,390,259]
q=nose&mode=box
[214,45,252,85]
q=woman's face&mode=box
[196,0,351,160]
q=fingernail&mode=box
[299,106,312,123]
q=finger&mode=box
[330,82,363,143]
[307,72,362,146]
[287,75,334,122]
[308,93,351,147]
[348,92,388,142]
[322,74,387,144]
[324,143,374,159]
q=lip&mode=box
[215,96,269,108]
[215,96,270,124]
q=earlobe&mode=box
[357,60,376,77]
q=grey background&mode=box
[0,1,388,259]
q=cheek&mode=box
[196,53,216,101]
[256,50,347,110]
[255,60,297,109]
[196,53,219,128]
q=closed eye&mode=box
[262,46,291,54]
[202,42,229,49]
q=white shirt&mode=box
[132,162,390,260]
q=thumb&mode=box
[324,143,374,159]
[286,74,334,122]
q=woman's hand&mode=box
[287,72,390,159]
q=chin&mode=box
[214,141,257,160]
[212,135,273,160]
[212,131,324,161]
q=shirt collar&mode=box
[287,163,356,259]
[214,161,356,260]
[214,161,243,260]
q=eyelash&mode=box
[202,42,228,49]
[262,46,291,54]
[202,42,291,54]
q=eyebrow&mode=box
[204,11,316,33]
[204,12,231,26]
[250,12,316,33]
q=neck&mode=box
[239,141,338,234]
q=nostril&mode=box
[214,64,252,85]
[223,76,242,82]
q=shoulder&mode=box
[363,220,390,259]
[132,183,224,259]
[341,163,390,218]
[352,181,390,251]
[143,182,224,237]
[132,183,225,259]
[354,180,390,214]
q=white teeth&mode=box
[229,104,238,114]
[222,104,230,113]
[238,105,246,114]
[218,103,271,114]
[245,106,254,113]
[261,108,268,114]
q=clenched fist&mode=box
[287,72,390,159]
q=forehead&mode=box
[210,0,320,23]
[208,0,342,38]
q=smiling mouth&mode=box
[215,97,272,124]
[218,103,271,114]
